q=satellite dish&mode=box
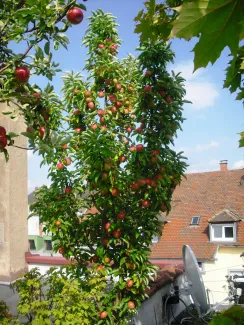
[182,245,209,315]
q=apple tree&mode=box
[27,9,188,324]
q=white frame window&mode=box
[191,216,200,225]
[210,223,236,242]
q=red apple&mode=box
[111,187,120,196]
[104,257,110,263]
[116,84,122,90]
[129,146,136,152]
[131,183,139,192]
[0,136,7,149]
[105,222,111,230]
[55,220,61,227]
[33,92,41,101]
[26,127,32,133]
[136,144,144,152]
[84,90,91,97]
[100,311,108,319]
[102,238,109,246]
[65,187,72,194]
[136,127,143,134]
[59,247,65,255]
[105,79,111,85]
[73,109,81,115]
[128,301,135,309]
[127,280,134,288]
[153,149,160,155]
[67,7,84,24]
[96,265,104,271]
[110,106,117,113]
[119,155,126,163]
[98,91,105,98]
[87,102,95,109]
[115,101,122,108]
[15,66,30,83]
[161,203,167,212]
[0,126,6,136]
[137,179,146,187]
[90,123,98,130]
[101,125,107,132]
[102,172,109,180]
[128,263,135,270]
[126,126,132,133]
[100,117,105,124]
[165,96,173,103]
[75,128,82,134]
[98,44,105,49]
[118,211,126,220]
[39,126,45,138]
[98,109,105,116]
[57,162,64,169]
[113,229,121,238]
[105,38,111,42]
[64,157,71,165]
[144,85,152,92]
[151,156,158,163]
[142,200,150,208]
[73,89,79,94]
[145,70,152,77]
[62,144,68,149]
[159,90,166,97]
[92,255,99,263]
[109,94,116,103]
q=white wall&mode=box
[28,216,40,236]
[203,247,244,304]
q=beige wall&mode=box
[202,247,244,304]
[0,102,28,282]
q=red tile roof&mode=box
[150,169,244,260]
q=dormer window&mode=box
[190,216,200,225]
[210,223,236,242]
[208,209,240,243]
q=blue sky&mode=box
[27,0,244,193]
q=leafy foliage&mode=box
[208,305,244,325]
[1,266,109,325]
[134,0,244,102]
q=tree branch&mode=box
[13,145,33,150]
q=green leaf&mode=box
[44,42,50,55]
[172,0,243,70]
[239,132,244,148]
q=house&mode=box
[150,161,244,304]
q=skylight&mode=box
[190,216,200,225]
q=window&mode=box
[190,216,200,225]
[210,223,236,242]
[29,239,36,250]
[45,240,52,250]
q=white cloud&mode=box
[187,159,220,173]
[196,141,219,152]
[233,160,244,169]
[179,141,220,155]
[169,61,219,110]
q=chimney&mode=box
[220,160,228,171]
